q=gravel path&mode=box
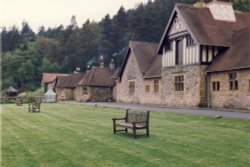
[62,101,250,120]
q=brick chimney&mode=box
[206,0,236,22]
[109,58,115,70]
[99,55,104,68]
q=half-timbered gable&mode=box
[160,7,201,68]
[156,1,250,108]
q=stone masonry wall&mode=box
[116,52,162,104]
[161,65,207,108]
[89,87,113,101]
[56,88,73,100]
[116,52,144,103]
[74,86,91,102]
[209,69,250,110]
[74,86,113,102]
[140,78,162,105]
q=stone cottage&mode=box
[41,73,69,93]
[56,72,85,100]
[76,66,118,102]
[117,1,250,110]
[116,41,162,104]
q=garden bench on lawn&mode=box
[112,109,150,139]
[28,102,41,112]
[15,98,23,106]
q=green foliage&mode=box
[1,0,249,91]
[2,103,250,167]
[233,0,250,12]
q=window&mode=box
[145,85,150,93]
[61,88,65,96]
[186,36,195,47]
[83,86,88,95]
[229,73,238,90]
[212,81,220,91]
[129,81,135,95]
[154,80,159,92]
[175,76,184,91]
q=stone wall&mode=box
[56,88,74,100]
[116,52,162,104]
[74,86,90,102]
[209,69,250,110]
[74,86,113,102]
[140,78,162,105]
[116,52,144,103]
[161,65,207,107]
[89,87,113,101]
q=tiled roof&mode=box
[79,67,117,87]
[56,73,85,88]
[207,26,250,72]
[119,41,159,79]
[158,4,250,53]
[144,54,162,79]
[42,73,69,83]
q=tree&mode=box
[21,20,35,42]
[233,0,250,12]
[1,26,22,52]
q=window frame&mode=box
[83,86,88,95]
[212,81,220,91]
[154,80,159,93]
[175,75,184,91]
[229,72,238,91]
[128,80,135,95]
[186,35,195,47]
[145,85,150,93]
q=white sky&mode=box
[0,0,149,32]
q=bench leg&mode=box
[125,128,128,134]
[146,128,149,137]
[133,128,137,139]
[113,121,116,134]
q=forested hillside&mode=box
[1,0,249,92]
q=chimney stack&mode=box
[109,58,115,70]
[99,55,104,68]
[206,0,236,22]
[74,67,81,73]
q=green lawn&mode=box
[1,103,250,167]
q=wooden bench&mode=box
[112,109,150,139]
[28,99,41,112]
[15,98,23,106]
[28,102,41,112]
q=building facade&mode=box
[116,1,250,110]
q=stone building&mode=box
[117,1,250,110]
[116,41,162,104]
[41,73,69,93]
[55,59,118,102]
[56,73,85,100]
[206,26,250,110]
[76,67,118,102]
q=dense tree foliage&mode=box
[1,0,248,92]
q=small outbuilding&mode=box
[44,89,57,102]
[6,86,18,96]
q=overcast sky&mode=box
[0,0,149,32]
